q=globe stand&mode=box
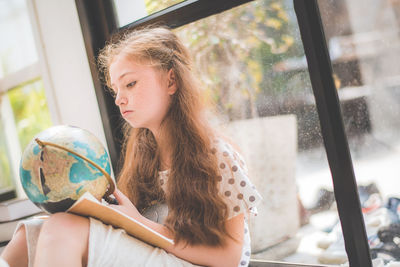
[35,138,116,202]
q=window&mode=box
[0,119,12,195]
[113,0,184,27]
[173,2,345,265]
[0,0,53,200]
[78,0,380,265]
[319,0,400,264]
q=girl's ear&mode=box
[167,69,177,95]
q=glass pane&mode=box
[0,119,13,190]
[144,0,184,15]
[113,0,184,27]
[319,0,400,265]
[0,0,38,78]
[0,92,20,196]
[174,1,345,265]
[7,79,52,151]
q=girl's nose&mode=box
[115,91,127,106]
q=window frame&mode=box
[0,66,41,197]
[75,0,373,265]
[1,0,112,201]
[0,0,64,201]
[0,0,97,201]
[294,1,372,266]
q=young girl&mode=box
[0,26,261,267]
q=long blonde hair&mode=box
[98,26,229,246]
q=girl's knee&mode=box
[35,214,90,266]
[40,213,89,240]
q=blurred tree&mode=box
[144,0,182,13]
[145,0,302,121]
[0,121,12,188]
[8,79,52,150]
[0,80,52,190]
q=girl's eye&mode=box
[127,81,137,88]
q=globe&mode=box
[20,125,114,213]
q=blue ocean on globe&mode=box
[20,125,113,213]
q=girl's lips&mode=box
[122,110,133,116]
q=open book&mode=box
[67,192,174,249]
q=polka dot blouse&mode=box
[158,137,262,267]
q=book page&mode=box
[67,192,174,249]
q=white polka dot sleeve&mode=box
[213,138,263,220]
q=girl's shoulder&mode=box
[211,136,247,172]
[211,136,262,220]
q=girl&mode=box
[0,26,261,267]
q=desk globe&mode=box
[20,125,114,213]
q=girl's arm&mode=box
[112,189,244,267]
[145,212,244,267]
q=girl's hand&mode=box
[109,188,142,221]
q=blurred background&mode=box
[2,0,400,265]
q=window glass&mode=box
[319,0,400,264]
[0,79,52,198]
[174,0,346,265]
[144,0,184,14]
[113,0,184,27]
[0,119,12,190]
[0,0,38,78]
[7,79,52,150]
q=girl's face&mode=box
[109,55,176,132]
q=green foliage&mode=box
[1,78,53,189]
[144,0,183,14]
[0,122,12,188]
[144,0,304,121]
[0,75,52,191]
[7,79,52,151]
